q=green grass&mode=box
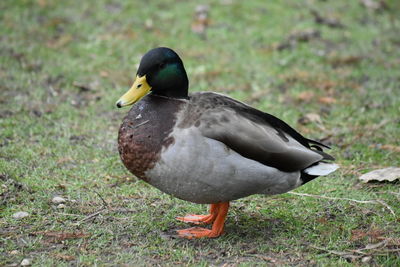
[1,0,399,265]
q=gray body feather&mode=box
[140,92,336,204]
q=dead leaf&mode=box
[359,0,389,11]
[318,96,337,104]
[359,167,400,183]
[53,253,76,261]
[351,228,384,242]
[298,113,322,125]
[288,29,320,42]
[310,10,345,29]
[47,34,73,49]
[37,0,47,7]
[328,56,363,67]
[351,229,367,241]
[248,90,269,103]
[192,5,210,35]
[72,81,94,92]
[314,80,337,91]
[297,91,315,102]
[31,231,89,242]
[57,157,73,164]
[100,70,109,77]
[380,144,400,153]
[276,29,320,51]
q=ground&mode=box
[1,0,400,266]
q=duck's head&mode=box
[116,47,189,108]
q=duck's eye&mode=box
[137,84,142,89]
[158,62,165,69]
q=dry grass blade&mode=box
[288,192,395,216]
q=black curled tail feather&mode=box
[300,171,318,185]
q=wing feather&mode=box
[184,92,333,172]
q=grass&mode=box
[1,0,400,265]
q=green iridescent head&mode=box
[116,47,189,108]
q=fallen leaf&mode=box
[380,144,400,153]
[351,229,367,241]
[37,0,47,7]
[288,29,320,42]
[192,5,209,35]
[53,253,76,261]
[328,56,363,67]
[318,96,337,104]
[247,90,269,103]
[298,113,322,125]
[297,91,315,102]
[47,34,73,49]
[57,157,73,164]
[31,231,89,241]
[100,70,109,77]
[314,80,337,91]
[317,217,328,224]
[72,81,94,92]
[310,10,345,29]
[359,167,400,183]
[276,29,320,51]
[351,228,384,242]
[359,0,388,11]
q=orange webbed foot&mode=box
[176,202,229,239]
[177,227,221,239]
[176,203,218,225]
[176,214,215,225]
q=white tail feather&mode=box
[304,163,339,176]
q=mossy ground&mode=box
[1,0,399,266]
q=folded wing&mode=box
[187,92,333,172]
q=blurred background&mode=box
[1,0,399,265]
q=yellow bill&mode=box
[116,75,152,108]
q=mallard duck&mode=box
[116,47,338,239]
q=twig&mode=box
[374,200,396,216]
[55,212,84,217]
[72,81,93,92]
[288,192,395,216]
[310,245,361,259]
[94,190,109,208]
[73,207,139,225]
[77,209,106,224]
[110,208,138,213]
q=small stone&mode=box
[57,204,66,209]
[362,256,372,263]
[13,212,29,219]
[52,196,66,204]
[20,258,31,266]
[10,250,19,255]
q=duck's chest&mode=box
[117,96,184,181]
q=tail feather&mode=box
[304,162,339,176]
[300,162,339,184]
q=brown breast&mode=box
[118,95,184,181]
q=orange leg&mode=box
[177,202,229,239]
[176,204,219,225]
